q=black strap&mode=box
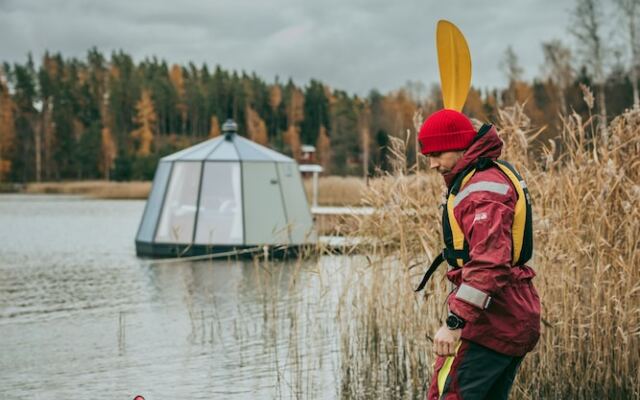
[443,247,470,265]
[475,124,492,141]
[415,252,445,292]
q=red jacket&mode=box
[442,126,540,357]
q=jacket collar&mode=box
[443,124,504,187]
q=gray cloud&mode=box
[0,0,573,94]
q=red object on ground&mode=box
[441,125,541,357]
[133,396,145,400]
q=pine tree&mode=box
[170,64,187,135]
[329,91,360,175]
[96,52,115,180]
[184,63,205,136]
[38,52,57,180]
[0,76,15,180]
[301,80,330,145]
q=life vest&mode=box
[415,158,534,292]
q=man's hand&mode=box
[434,325,461,356]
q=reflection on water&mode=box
[0,195,347,400]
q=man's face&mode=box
[428,151,464,175]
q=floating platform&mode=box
[311,206,375,216]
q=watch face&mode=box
[446,315,462,329]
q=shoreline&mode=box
[2,180,153,199]
[1,176,368,205]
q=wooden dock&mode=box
[311,206,375,216]
[310,206,374,237]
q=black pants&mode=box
[427,340,524,400]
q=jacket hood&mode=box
[443,125,504,187]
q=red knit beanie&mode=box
[418,109,476,154]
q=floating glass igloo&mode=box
[135,120,316,257]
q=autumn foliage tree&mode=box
[209,115,220,137]
[246,105,268,145]
[284,85,304,157]
[130,90,157,156]
[100,127,116,179]
[316,125,331,169]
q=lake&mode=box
[0,194,351,400]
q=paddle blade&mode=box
[436,20,472,111]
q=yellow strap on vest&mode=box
[493,163,527,265]
[447,169,475,267]
[446,163,527,266]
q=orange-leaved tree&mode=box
[209,115,220,138]
[245,106,268,145]
[316,124,330,169]
[130,89,157,156]
[284,87,304,158]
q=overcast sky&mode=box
[0,0,578,95]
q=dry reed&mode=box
[23,180,152,199]
[302,176,367,206]
[20,176,366,205]
[336,102,640,399]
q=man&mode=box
[417,109,541,400]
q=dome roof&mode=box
[161,134,294,162]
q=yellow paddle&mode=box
[436,20,472,112]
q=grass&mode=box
[334,102,640,399]
[302,176,368,206]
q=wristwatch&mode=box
[446,313,466,330]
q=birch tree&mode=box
[570,0,610,143]
[613,0,640,107]
[541,40,574,114]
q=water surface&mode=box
[0,194,346,399]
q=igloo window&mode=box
[155,162,201,244]
[194,162,244,245]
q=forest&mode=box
[0,0,638,182]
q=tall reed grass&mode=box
[336,101,640,399]
[173,255,344,399]
[302,176,367,206]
